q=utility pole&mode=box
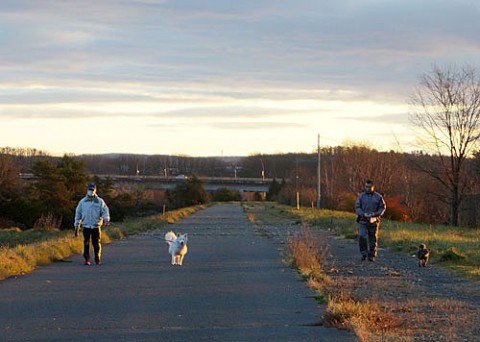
[259,158,265,181]
[316,134,321,209]
[295,158,300,210]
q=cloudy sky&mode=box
[1,0,479,156]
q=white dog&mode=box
[164,231,188,266]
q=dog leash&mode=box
[143,233,170,241]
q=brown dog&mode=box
[417,243,430,267]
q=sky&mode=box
[1,0,479,156]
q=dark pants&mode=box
[358,223,379,258]
[83,228,102,262]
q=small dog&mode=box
[417,243,430,267]
[165,231,188,266]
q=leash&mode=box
[143,233,171,242]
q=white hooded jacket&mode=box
[74,195,110,229]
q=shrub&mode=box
[337,193,357,212]
[167,175,208,209]
[384,195,410,222]
[212,188,241,202]
[33,212,62,231]
[439,247,467,262]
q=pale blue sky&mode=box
[1,0,479,156]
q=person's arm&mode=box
[355,193,365,216]
[101,200,110,226]
[74,200,83,236]
[374,194,386,218]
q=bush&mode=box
[166,175,209,209]
[384,195,410,222]
[33,212,62,231]
[439,247,467,262]
[212,188,241,202]
[337,193,357,212]
[266,178,285,201]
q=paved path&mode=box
[0,204,356,342]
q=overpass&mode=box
[97,175,272,194]
[20,173,274,199]
[19,173,273,199]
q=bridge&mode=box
[20,173,273,200]
[98,175,272,199]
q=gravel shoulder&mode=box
[245,203,480,342]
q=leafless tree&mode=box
[409,65,480,226]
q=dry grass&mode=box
[247,202,480,341]
[287,225,404,341]
[323,285,405,342]
[287,226,330,282]
[279,205,480,279]
[0,205,205,281]
[33,212,62,231]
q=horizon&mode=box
[1,140,407,159]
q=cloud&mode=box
[210,121,306,130]
[0,0,478,155]
[340,113,410,125]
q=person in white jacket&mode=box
[74,183,110,265]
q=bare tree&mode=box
[409,65,480,226]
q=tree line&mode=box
[2,144,480,228]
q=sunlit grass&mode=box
[245,202,478,340]
[285,224,402,341]
[0,228,66,248]
[278,204,480,278]
[0,205,205,280]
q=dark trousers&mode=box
[358,223,379,258]
[82,228,102,262]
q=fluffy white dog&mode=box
[164,231,188,266]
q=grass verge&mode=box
[287,226,404,341]
[281,205,480,279]
[0,205,205,281]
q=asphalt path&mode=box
[1,203,356,342]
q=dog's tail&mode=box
[164,231,177,245]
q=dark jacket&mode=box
[355,191,386,225]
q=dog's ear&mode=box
[177,233,180,237]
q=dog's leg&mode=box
[171,255,175,265]
[179,254,184,266]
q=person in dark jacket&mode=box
[355,180,386,262]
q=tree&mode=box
[167,175,208,209]
[266,178,285,201]
[0,153,21,203]
[58,155,88,202]
[30,159,70,217]
[409,65,480,226]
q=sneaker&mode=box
[95,260,101,265]
[84,260,91,265]
[368,256,376,262]
[361,255,367,261]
